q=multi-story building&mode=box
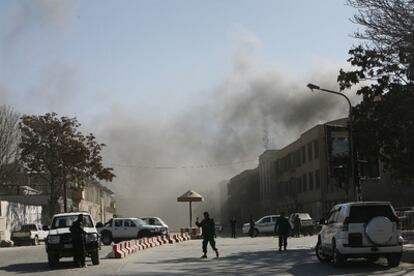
[273,118,351,218]
[258,150,279,214]
[227,168,260,224]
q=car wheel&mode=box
[332,241,345,267]
[254,229,259,237]
[48,253,59,268]
[387,254,401,267]
[101,232,112,245]
[32,236,39,246]
[91,249,100,265]
[315,239,330,263]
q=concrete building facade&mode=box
[227,168,260,224]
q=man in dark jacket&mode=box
[196,212,219,258]
[230,216,237,238]
[274,212,291,251]
[70,214,87,267]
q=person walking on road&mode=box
[274,212,291,251]
[196,212,219,258]
[248,216,255,238]
[70,214,87,267]
[230,216,237,238]
[293,214,301,238]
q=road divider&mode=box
[109,233,191,258]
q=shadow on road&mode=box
[136,248,414,276]
[0,261,80,274]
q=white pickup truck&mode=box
[98,217,165,245]
[11,223,48,246]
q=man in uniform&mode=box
[70,214,87,267]
[274,212,291,251]
[230,216,237,238]
[196,212,219,258]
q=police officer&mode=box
[274,212,291,251]
[70,214,87,267]
[196,212,219,258]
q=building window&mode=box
[302,174,307,192]
[301,146,306,164]
[314,140,319,159]
[315,170,320,189]
[307,142,313,162]
[309,171,314,190]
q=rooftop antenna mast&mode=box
[262,117,269,150]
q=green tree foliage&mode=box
[19,113,115,216]
[338,0,414,180]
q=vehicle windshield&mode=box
[21,224,37,231]
[51,215,93,229]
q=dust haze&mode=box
[0,1,360,230]
[94,46,359,229]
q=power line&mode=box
[104,159,257,170]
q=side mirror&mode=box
[319,219,326,225]
[42,225,50,231]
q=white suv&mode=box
[315,201,403,267]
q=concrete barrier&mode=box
[110,233,191,258]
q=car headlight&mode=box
[47,235,60,244]
[85,233,98,243]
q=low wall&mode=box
[0,200,42,242]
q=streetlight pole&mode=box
[307,83,362,201]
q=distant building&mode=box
[258,150,279,214]
[70,180,116,223]
[273,118,350,218]
[0,166,116,224]
[227,168,260,224]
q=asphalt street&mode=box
[0,236,413,276]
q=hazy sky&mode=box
[0,0,356,118]
[0,0,360,224]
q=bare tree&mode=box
[0,105,20,186]
[348,0,414,80]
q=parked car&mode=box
[288,213,315,236]
[315,201,403,267]
[44,212,100,267]
[98,217,165,245]
[11,223,48,246]
[242,215,279,236]
[140,217,169,234]
[215,222,223,233]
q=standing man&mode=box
[248,216,255,238]
[293,214,301,238]
[70,214,87,267]
[196,212,219,258]
[274,212,291,251]
[230,216,237,238]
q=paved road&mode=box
[0,236,413,275]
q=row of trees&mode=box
[338,0,414,181]
[0,107,115,217]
